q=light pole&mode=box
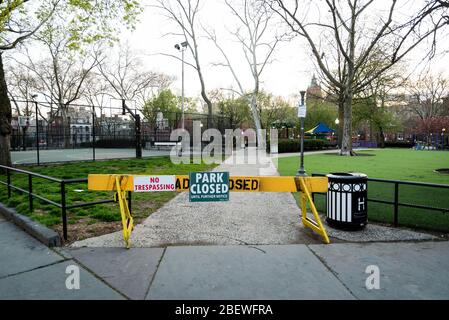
[297,90,307,176]
[335,118,340,148]
[31,94,40,166]
[175,41,188,131]
[442,128,446,150]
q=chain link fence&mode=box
[9,99,235,164]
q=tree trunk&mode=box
[337,102,344,148]
[200,89,213,129]
[0,53,12,167]
[340,90,354,156]
[249,94,264,148]
[378,126,386,148]
[60,106,71,148]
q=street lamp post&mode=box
[175,41,188,131]
[31,94,40,166]
[442,128,446,150]
[297,90,307,176]
[335,118,340,149]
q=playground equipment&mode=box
[88,174,331,248]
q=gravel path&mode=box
[71,148,320,248]
[326,223,439,242]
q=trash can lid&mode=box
[326,172,367,179]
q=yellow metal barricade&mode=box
[114,175,134,248]
[88,174,330,247]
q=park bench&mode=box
[154,141,181,150]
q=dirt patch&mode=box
[53,217,144,245]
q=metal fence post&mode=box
[61,181,68,240]
[92,112,96,161]
[394,182,399,227]
[135,114,142,158]
[28,174,33,212]
[7,168,11,198]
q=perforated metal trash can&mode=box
[326,173,368,230]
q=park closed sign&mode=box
[189,172,230,202]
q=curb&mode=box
[0,203,62,247]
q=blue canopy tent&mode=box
[305,122,335,135]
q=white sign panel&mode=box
[18,116,30,127]
[133,175,176,192]
[297,104,307,118]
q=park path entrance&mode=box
[71,148,323,248]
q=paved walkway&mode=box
[0,217,124,299]
[2,216,449,299]
[72,148,321,247]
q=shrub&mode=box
[384,141,414,148]
[277,139,331,153]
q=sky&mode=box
[115,0,449,106]
[10,0,448,113]
[119,0,324,103]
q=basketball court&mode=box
[11,148,171,165]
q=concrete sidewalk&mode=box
[0,217,124,299]
[2,215,449,299]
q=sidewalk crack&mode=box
[306,245,359,300]
[0,259,69,280]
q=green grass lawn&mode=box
[0,157,216,243]
[277,149,449,233]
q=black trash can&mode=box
[326,172,368,230]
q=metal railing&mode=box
[312,173,449,229]
[0,165,128,241]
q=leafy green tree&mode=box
[142,89,199,125]
[0,0,142,166]
[143,89,178,123]
[303,100,338,133]
[257,92,296,130]
[353,96,402,148]
[216,96,251,129]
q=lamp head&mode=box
[175,41,188,51]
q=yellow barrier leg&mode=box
[115,176,134,249]
[299,178,330,244]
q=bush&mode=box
[384,141,414,148]
[277,139,331,153]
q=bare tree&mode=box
[154,0,213,127]
[12,22,100,147]
[96,44,172,109]
[205,0,282,145]
[269,0,449,155]
[5,66,39,116]
[407,72,449,122]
